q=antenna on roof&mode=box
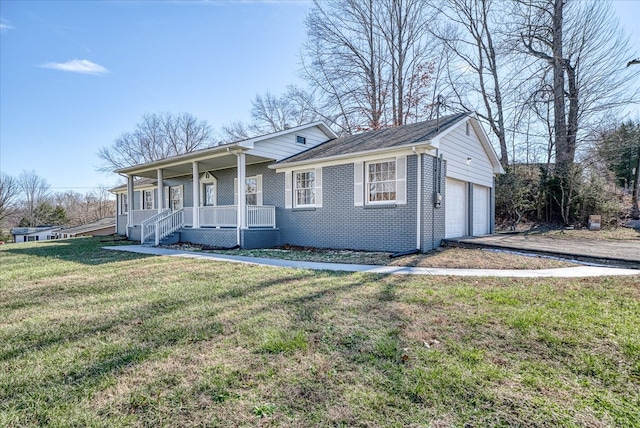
[435,94,446,132]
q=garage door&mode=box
[473,185,489,236]
[445,178,467,238]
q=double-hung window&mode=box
[294,170,316,207]
[234,175,263,206]
[354,156,406,206]
[143,190,154,210]
[120,194,128,214]
[169,186,183,210]
[367,160,396,203]
[284,168,322,209]
[245,177,258,205]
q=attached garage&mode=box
[472,185,490,235]
[445,178,467,238]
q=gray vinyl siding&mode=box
[117,215,127,235]
[277,156,418,253]
[250,126,332,160]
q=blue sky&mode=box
[1,0,639,194]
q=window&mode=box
[285,168,322,209]
[234,175,263,206]
[120,194,128,214]
[296,135,306,145]
[294,170,315,207]
[245,177,258,205]
[143,190,154,210]
[465,122,470,136]
[203,183,216,206]
[169,186,183,210]
[367,160,396,203]
[200,172,217,206]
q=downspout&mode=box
[413,147,421,251]
[432,150,441,250]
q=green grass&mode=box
[1,237,639,427]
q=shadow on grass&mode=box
[1,237,152,266]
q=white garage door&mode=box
[445,178,467,238]
[473,185,490,236]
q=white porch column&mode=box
[192,161,200,228]
[157,169,164,212]
[236,152,246,246]
[126,175,134,237]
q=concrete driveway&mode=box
[446,233,640,268]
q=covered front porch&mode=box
[117,140,278,247]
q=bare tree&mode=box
[97,112,215,171]
[301,0,440,133]
[220,121,252,142]
[510,0,639,222]
[0,172,20,226]
[377,0,433,126]
[303,0,387,133]
[17,170,51,226]
[250,87,321,134]
[431,0,511,167]
[515,0,638,168]
[220,86,322,142]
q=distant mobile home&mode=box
[11,226,62,243]
[111,113,504,252]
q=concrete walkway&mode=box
[104,245,640,278]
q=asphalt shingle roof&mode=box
[277,112,468,165]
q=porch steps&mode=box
[143,232,180,246]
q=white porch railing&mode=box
[155,209,184,246]
[140,209,171,244]
[182,205,275,228]
[131,209,160,225]
[247,205,276,228]
[199,206,238,227]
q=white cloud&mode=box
[0,18,15,32]
[40,59,109,75]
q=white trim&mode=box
[284,171,292,209]
[396,155,407,205]
[364,158,403,205]
[354,161,364,206]
[315,167,323,208]
[293,168,320,208]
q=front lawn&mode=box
[1,238,638,427]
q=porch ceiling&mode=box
[130,154,271,179]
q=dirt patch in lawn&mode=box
[164,243,578,270]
